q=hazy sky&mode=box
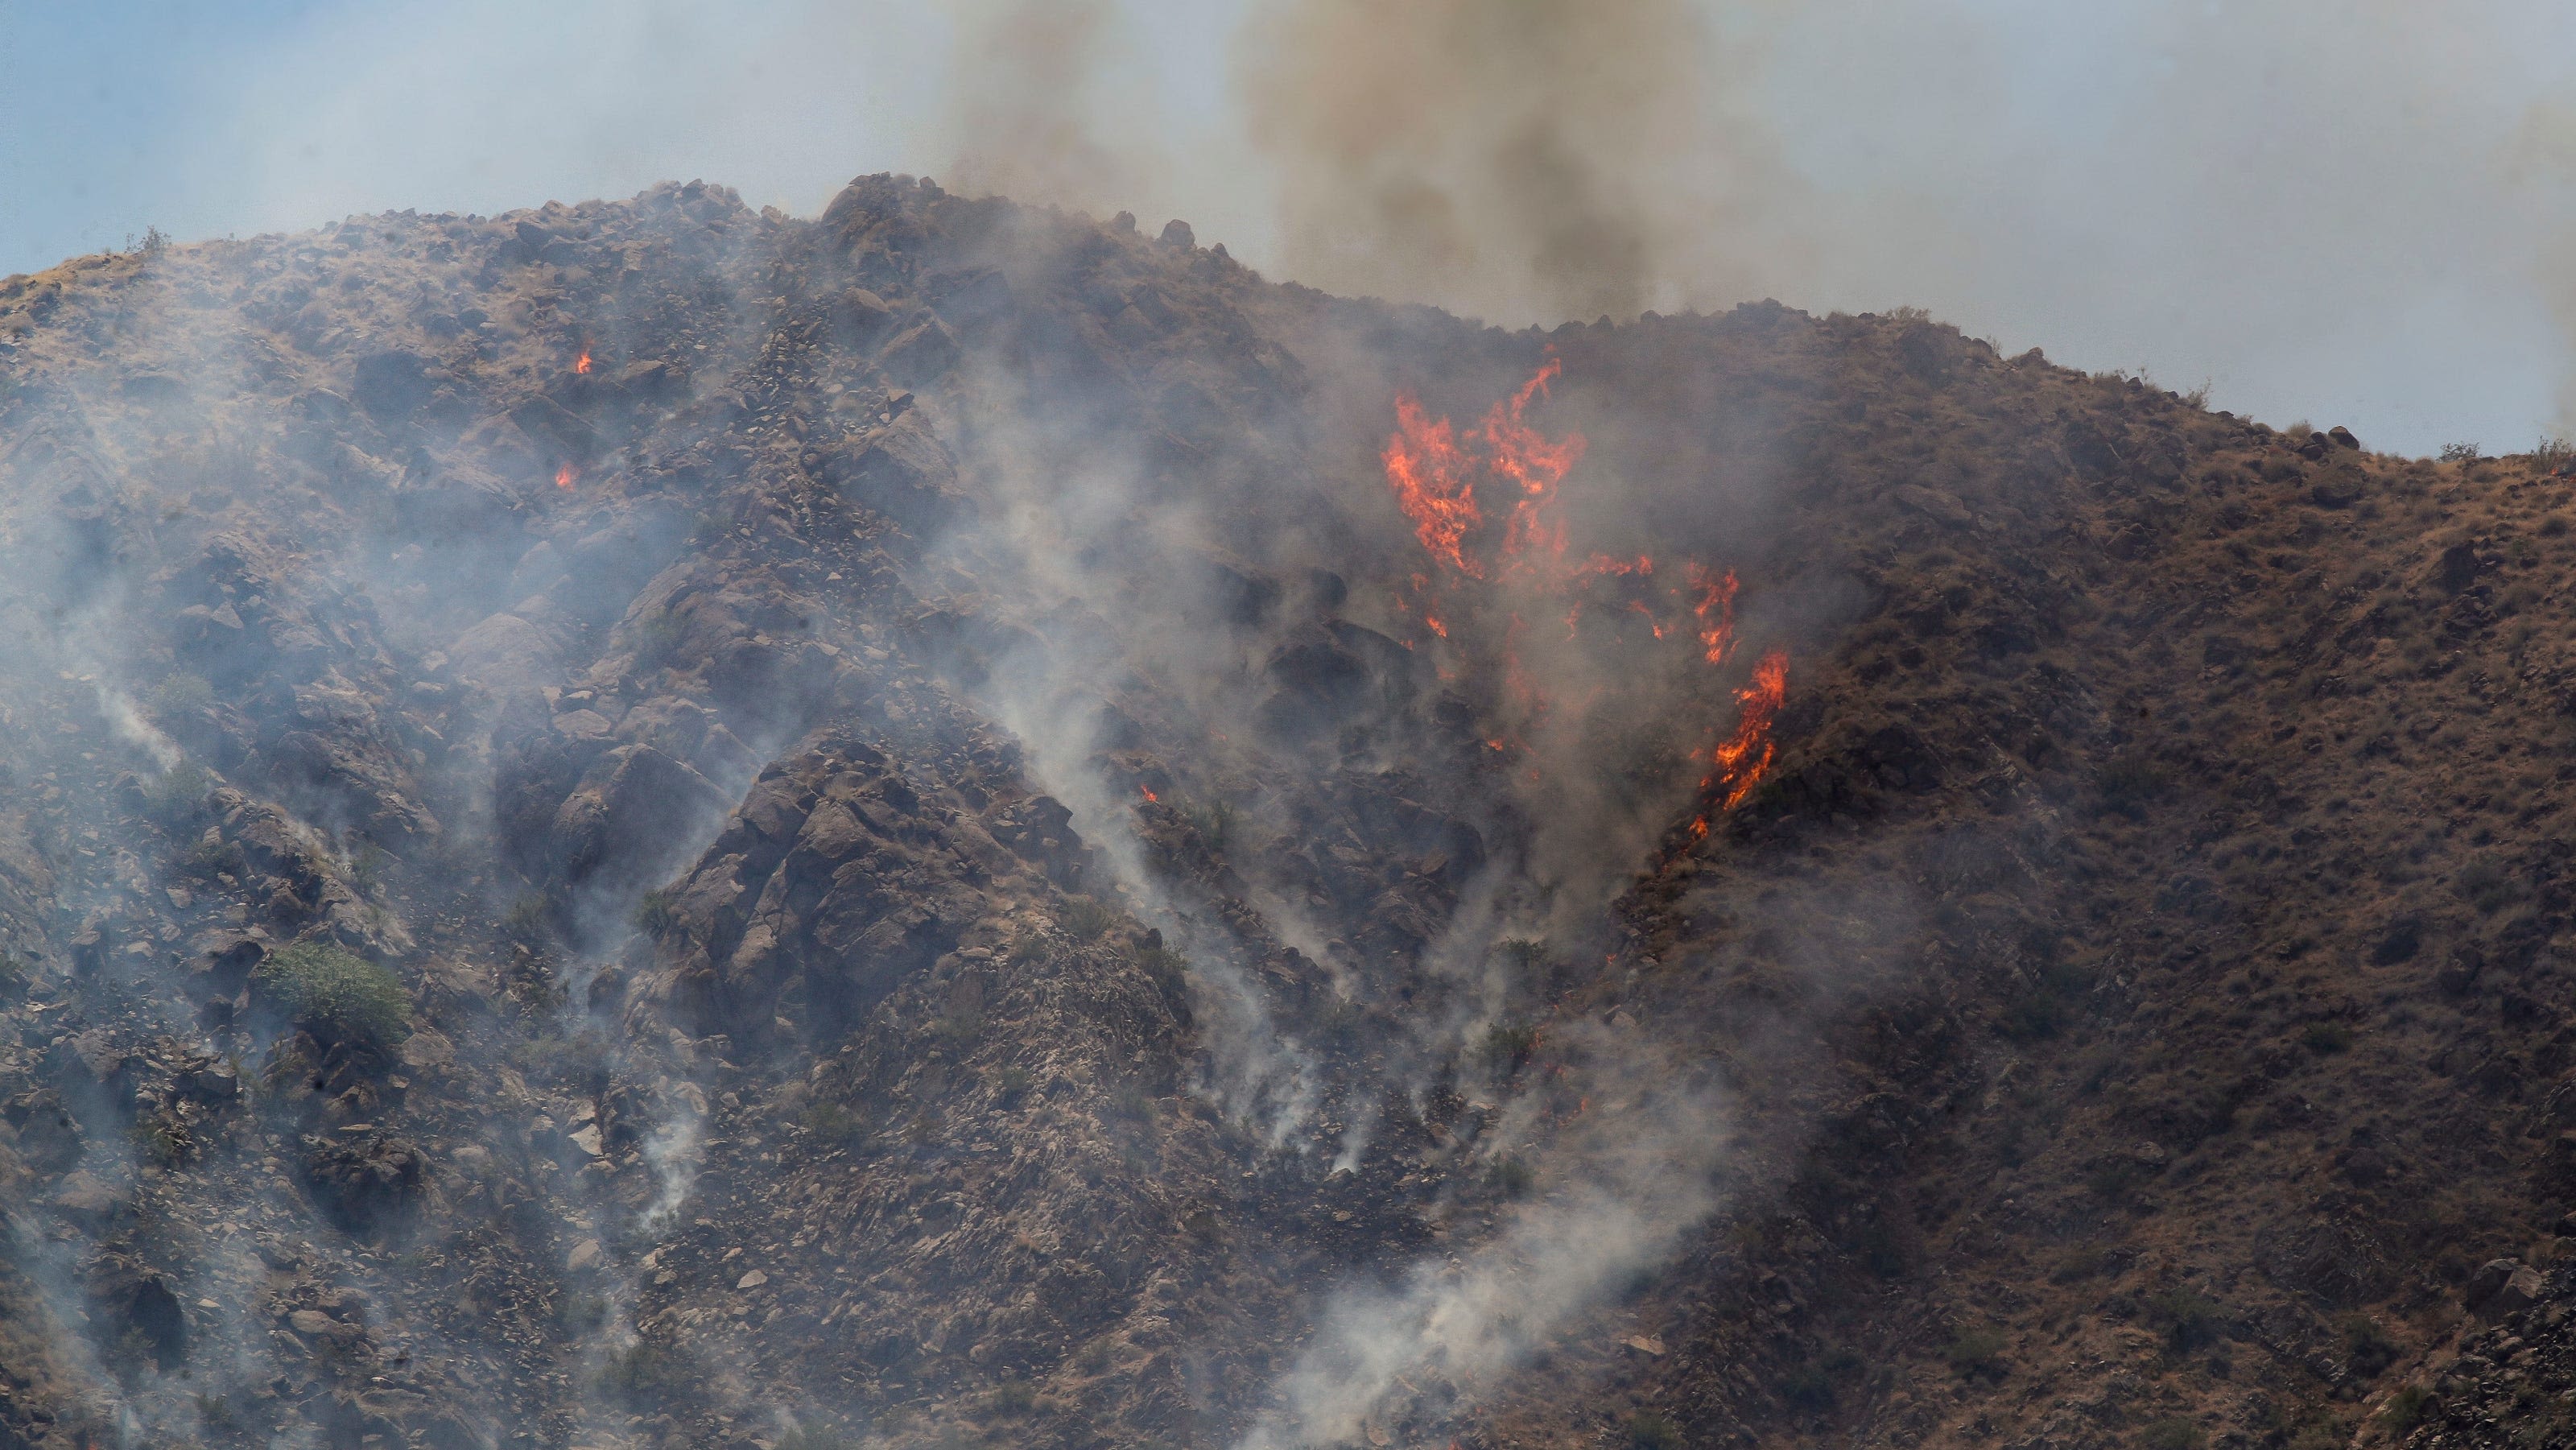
[6,0,2573,456]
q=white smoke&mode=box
[1239,1075,1732,1450]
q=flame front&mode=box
[1485,357,1584,573]
[555,465,575,490]
[1707,650,1789,810]
[1688,564,1737,666]
[1378,360,1791,827]
[575,347,592,375]
[1383,396,1484,576]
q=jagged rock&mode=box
[47,1170,124,1232]
[180,1061,240,1104]
[352,349,436,419]
[548,742,734,898]
[301,1133,427,1230]
[2,1089,82,1175]
[1893,484,1974,527]
[819,411,968,535]
[2470,1258,2545,1318]
[877,317,960,386]
[90,1255,188,1369]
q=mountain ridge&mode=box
[0,172,2565,1450]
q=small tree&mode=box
[254,943,412,1047]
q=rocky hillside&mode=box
[0,174,2569,1450]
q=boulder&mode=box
[2,1089,83,1174]
[617,358,683,398]
[1893,483,1974,527]
[547,742,734,897]
[877,318,961,387]
[819,410,967,536]
[2436,540,2483,594]
[47,1170,125,1232]
[352,349,436,419]
[2469,1258,2545,1319]
[832,288,898,347]
[301,1133,427,1230]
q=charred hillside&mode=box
[0,175,2567,1450]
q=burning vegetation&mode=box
[1381,357,1786,818]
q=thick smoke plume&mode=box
[1236,0,1784,324]
[944,0,1146,214]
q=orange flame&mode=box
[554,465,575,490]
[1689,565,1738,666]
[575,347,592,375]
[1379,362,1793,836]
[1487,358,1585,573]
[1707,651,1789,811]
[1380,359,1590,581]
[1140,785,1158,803]
[1383,395,1484,577]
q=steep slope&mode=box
[0,176,2566,1450]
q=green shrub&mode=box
[502,893,551,943]
[1624,1411,1682,1450]
[2140,1417,2205,1450]
[2300,1021,2353,1055]
[634,610,689,664]
[142,761,212,820]
[2380,1385,2434,1433]
[149,671,213,717]
[131,1111,196,1167]
[194,1393,243,1432]
[803,1101,869,1144]
[993,1065,1032,1105]
[1109,1084,1155,1124]
[1487,1155,1535,1198]
[2097,753,2172,817]
[345,841,387,894]
[1182,797,1236,851]
[254,943,411,1047]
[2147,1289,2224,1352]
[1136,944,1188,998]
[2000,959,2092,1043]
[1943,1326,2008,1376]
[2087,1157,2156,1205]
[1479,1019,1539,1073]
[987,1380,1036,1415]
[596,1338,683,1404]
[184,835,245,879]
[2454,858,2526,915]
[776,1426,850,1450]
[2340,1313,2399,1378]
[634,887,678,935]
[1782,1349,1864,1410]
[1058,896,1117,941]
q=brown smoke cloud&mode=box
[943,0,1146,212]
[1234,0,1793,325]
